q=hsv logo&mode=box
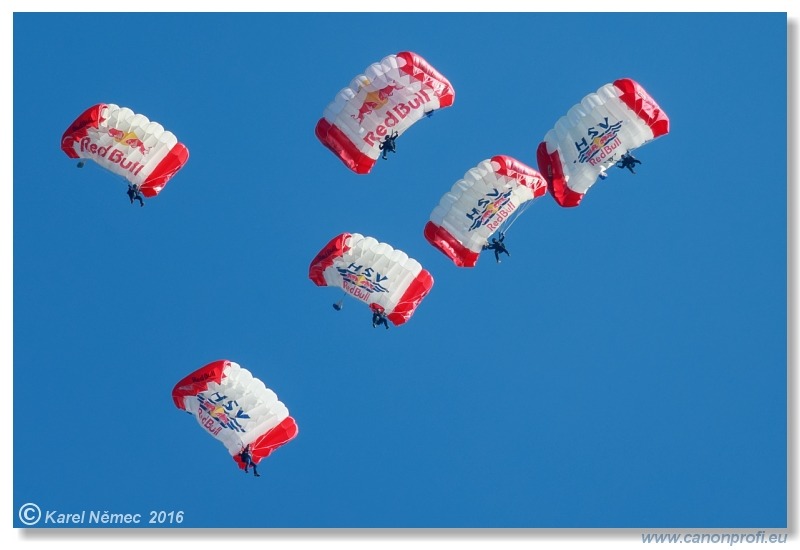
[574,117,624,165]
[466,187,514,232]
[196,392,250,436]
[352,82,404,124]
[107,127,150,155]
[337,263,390,302]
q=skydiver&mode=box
[239,444,260,477]
[598,168,608,180]
[372,309,390,330]
[77,161,85,168]
[379,130,399,160]
[127,183,145,207]
[333,292,346,311]
[616,152,642,174]
[482,233,510,263]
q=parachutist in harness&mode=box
[240,444,260,477]
[333,291,346,311]
[616,152,641,174]
[483,233,510,263]
[372,309,390,330]
[127,183,145,207]
[379,130,398,160]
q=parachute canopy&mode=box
[61,103,189,197]
[172,360,298,469]
[315,51,455,174]
[309,232,434,326]
[536,78,669,207]
[424,155,548,267]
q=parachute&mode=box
[172,360,298,470]
[424,155,548,267]
[308,232,434,326]
[536,78,669,207]
[61,103,189,197]
[315,51,455,174]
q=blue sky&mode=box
[6,3,796,547]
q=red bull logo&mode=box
[337,262,390,300]
[362,89,432,147]
[196,393,248,434]
[106,127,151,155]
[342,280,373,302]
[352,82,404,124]
[197,407,223,436]
[585,136,622,166]
[125,137,149,155]
[79,137,145,176]
[206,403,232,425]
[484,201,517,232]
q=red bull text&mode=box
[197,407,223,436]
[363,90,432,146]
[342,281,373,302]
[79,138,145,176]
[485,201,517,232]
[586,136,622,166]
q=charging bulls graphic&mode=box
[107,127,150,155]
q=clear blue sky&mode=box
[7,4,796,545]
